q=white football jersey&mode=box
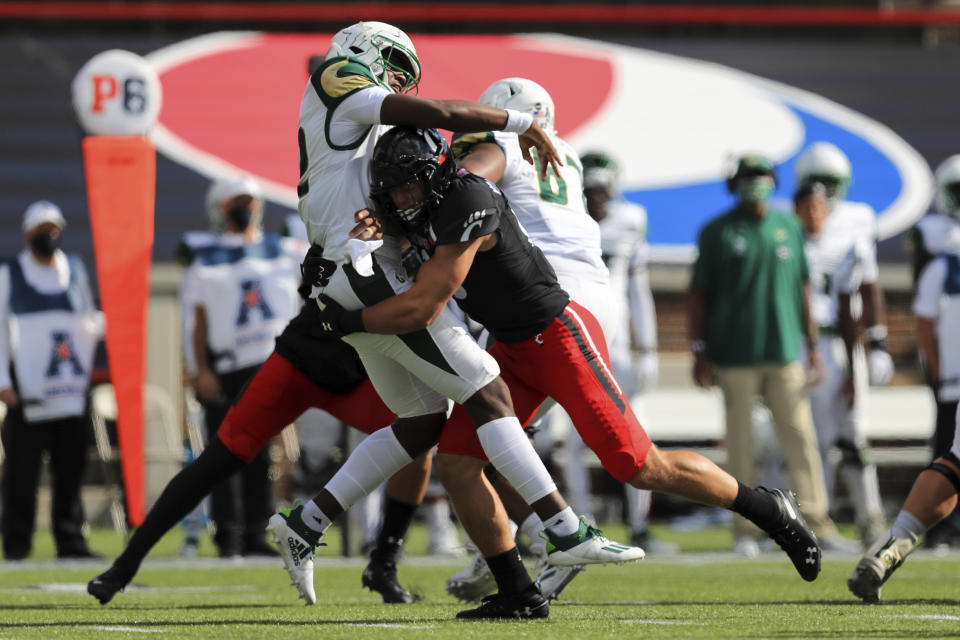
[805,219,878,328]
[297,57,393,266]
[916,212,960,256]
[454,130,607,283]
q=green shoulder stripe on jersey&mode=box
[451,131,496,159]
[311,56,378,109]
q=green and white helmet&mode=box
[326,21,420,94]
[934,154,960,220]
[795,142,852,200]
[580,151,620,194]
[479,77,555,134]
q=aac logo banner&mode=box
[146,32,932,262]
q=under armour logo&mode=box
[514,606,533,618]
[805,547,818,564]
[322,322,334,332]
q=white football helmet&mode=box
[934,154,960,220]
[795,142,852,200]
[479,77,555,134]
[326,21,420,94]
[205,176,264,232]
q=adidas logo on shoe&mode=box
[288,537,310,565]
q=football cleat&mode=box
[445,553,497,602]
[847,534,916,603]
[455,584,549,620]
[87,564,133,605]
[266,505,324,605]
[534,557,584,601]
[760,487,821,582]
[362,557,417,604]
[543,517,645,567]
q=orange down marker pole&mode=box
[82,136,155,526]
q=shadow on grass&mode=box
[562,599,960,607]
[0,617,453,629]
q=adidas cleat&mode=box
[534,558,584,601]
[455,584,549,620]
[847,534,916,603]
[445,553,497,602]
[544,517,645,567]
[266,505,324,605]
[761,487,821,582]
[87,565,133,605]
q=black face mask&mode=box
[226,204,254,231]
[30,230,60,259]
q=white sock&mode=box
[476,416,557,504]
[625,486,652,533]
[324,427,413,513]
[301,500,333,533]
[543,507,580,536]
[891,510,926,546]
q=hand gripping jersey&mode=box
[297,57,394,266]
[408,171,569,343]
[451,130,607,283]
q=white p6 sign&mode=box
[72,49,162,136]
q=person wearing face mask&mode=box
[689,154,844,555]
[177,176,304,558]
[0,201,103,560]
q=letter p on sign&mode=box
[72,49,162,136]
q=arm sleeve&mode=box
[327,85,390,146]
[0,265,11,390]
[913,258,947,319]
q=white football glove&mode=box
[633,351,659,393]
[868,348,894,386]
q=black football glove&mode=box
[315,294,365,338]
[298,244,337,300]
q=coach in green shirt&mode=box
[688,155,841,553]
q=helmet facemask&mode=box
[373,38,420,95]
[800,174,849,202]
[943,181,960,221]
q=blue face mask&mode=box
[736,176,775,205]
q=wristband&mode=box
[865,324,888,341]
[503,109,534,134]
[339,309,366,335]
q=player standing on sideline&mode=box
[847,205,960,601]
[793,181,887,549]
[265,22,641,621]
[905,155,960,549]
[444,78,611,601]
[580,151,671,553]
[314,126,824,586]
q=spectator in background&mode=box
[794,183,886,549]
[179,176,302,558]
[580,151,672,553]
[0,201,102,560]
[688,154,851,555]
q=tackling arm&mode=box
[458,141,507,184]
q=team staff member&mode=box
[689,155,845,554]
[180,176,301,558]
[1,201,102,560]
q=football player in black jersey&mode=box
[316,126,826,585]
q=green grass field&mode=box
[0,525,958,639]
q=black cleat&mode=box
[361,558,417,604]
[456,585,549,620]
[762,487,821,582]
[87,565,133,605]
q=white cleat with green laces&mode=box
[543,517,645,567]
[847,534,917,603]
[266,505,324,605]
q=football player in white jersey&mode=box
[793,183,887,548]
[445,77,610,601]
[580,151,671,554]
[269,23,636,620]
[795,142,895,388]
[848,171,960,599]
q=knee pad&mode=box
[925,457,960,496]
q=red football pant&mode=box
[218,351,397,462]
[438,301,652,483]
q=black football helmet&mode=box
[370,126,456,232]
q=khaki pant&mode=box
[715,362,838,540]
